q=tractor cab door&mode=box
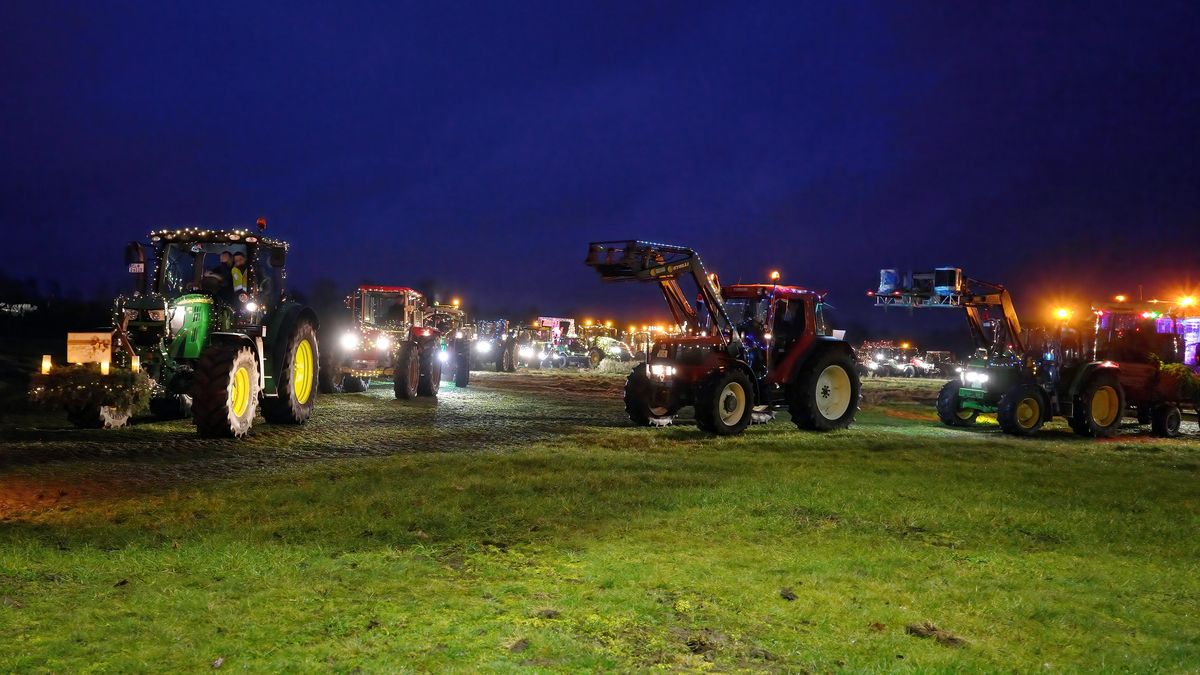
[256,245,284,308]
[769,298,807,368]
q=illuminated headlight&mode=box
[454,330,463,339]
[437,350,450,363]
[649,364,676,378]
[519,346,534,359]
[954,366,963,373]
[244,301,259,313]
[374,335,391,351]
[874,352,885,361]
[123,309,140,321]
[536,350,547,360]
[963,371,989,385]
[866,362,878,370]
[146,309,167,321]
[475,341,492,354]
[339,332,360,350]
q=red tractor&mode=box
[325,285,445,398]
[585,240,861,435]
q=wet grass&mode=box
[1,373,1198,671]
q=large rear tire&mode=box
[694,369,754,436]
[394,342,419,399]
[996,383,1045,436]
[789,350,860,431]
[193,344,259,438]
[623,363,678,426]
[262,319,319,425]
[1071,371,1124,438]
[503,342,517,372]
[936,380,978,427]
[417,346,442,397]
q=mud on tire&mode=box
[192,344,259,438]
[262,319,319,425]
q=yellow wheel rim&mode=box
[956,408,974,420]
[1091,385,1118,427]
[294,339,314,404]
[1016,397,1040,429]
[231,365,251,417]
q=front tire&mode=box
[394,342,419,399]
[192,344,259,438]
[695,369,754,435]
[262,319,319,425]
[789,350,860,431]
[417,346,442,397]
[996,383,1045,436]
[1072,371,1124,438]
[623,363,678,426]
[1151,404,1182,438]
[936,380,978,427]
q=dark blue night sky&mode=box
[3,1,1198,335]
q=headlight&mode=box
[874,352,884,361]
[649,364,676,378]
[339,332,360,350]
[537,350,547,360]
[475,341,492,354]
[375,335,390,351]
[454,330,463,339]
[123,309,139,321]
[146,309,167,321]
[244,301,259,313]
[963,371,989,385]
[519,346,534,359]
[866,362,878,370]
[437,350,450,363]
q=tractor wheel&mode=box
[996,384,1045,436]
[192,344,259,438]
[318,354,341,394]
[1071,371,1124,438]
[149,394,192,420]
[503,343,517,372]
[394,342,419,399]
[1136,406,1152,425]
[623,363,678,426]
[417,346,442,397]
[694,369,754,435]
[67,404,132,429]
[789,350,860,431]
[588,348,604,369]
[493,346,506,372]
[454,352,470,388]
[902,366,915,378]
[936,380,978,427]
[1151,404,1182,438]
[341,375,369,393]
[262,319,319,425]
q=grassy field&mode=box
[1,372,1198,672]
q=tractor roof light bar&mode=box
[585,240,739,345]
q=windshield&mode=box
[362,292,409,327]
[722,297,766,330]
[158,242,249,298]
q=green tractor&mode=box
[102,223,320,437]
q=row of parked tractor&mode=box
[318,284,652,396]
[33,228,1200,442]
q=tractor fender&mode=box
[209,331,265,391]
[266,303,320,395]
[699,358,756,400]
[1067,361,1120,399]
[787,337,854,381]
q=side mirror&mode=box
[268,248,286,268]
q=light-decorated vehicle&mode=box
[472,319,517,372]
[586,240,861,435]
[873,268,1199,437]
[326,285,444,397]
[578,322,635,368]
[63,222,320,437]
[425,302,472,387]
[513,324,554,368]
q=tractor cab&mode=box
[472,319,517,371]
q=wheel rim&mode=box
[956,408,974,420]
[815,365,852,420]
[231,364,251,417]
[1016,396,1040,429]
[294,339,314,404]
[1090,385,1119,426]
[1168,410,1181,433]
[718,381,747,425]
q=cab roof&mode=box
[722,283,824,299]
[149,227,288,249]
[358,285,420,295]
